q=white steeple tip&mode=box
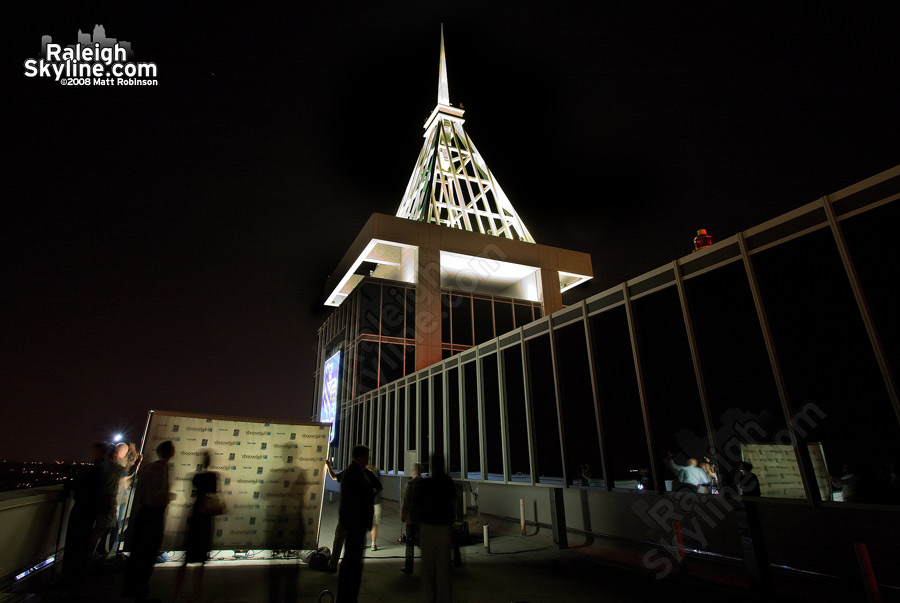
[438,24,450,106]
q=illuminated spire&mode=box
[395,27,535,243]
[438,24,449,106]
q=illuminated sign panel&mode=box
[320,351,340,445]
[139,410,328,550]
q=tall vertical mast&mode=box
[437,24,450,106]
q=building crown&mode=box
[395,26,535,243]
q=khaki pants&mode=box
[419,523,452,603]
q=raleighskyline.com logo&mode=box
[23,25,157,86]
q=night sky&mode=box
[4,3,899,461]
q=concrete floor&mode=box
[6,494,889,603]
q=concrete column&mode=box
[416,246,443,370]
[548,487,568,549]
[540,267,563,315]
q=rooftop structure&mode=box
[323,28,593,311]
[395,26,536,244]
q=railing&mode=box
[0,485,69,589]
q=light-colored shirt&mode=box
[665,458,710,486]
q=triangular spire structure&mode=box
[395,27,535,243]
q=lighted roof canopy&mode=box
[323,29,593,309]
[323,214,592,307]
[395,27,536,244]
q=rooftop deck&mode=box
[5,491,892,603]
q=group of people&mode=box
[665,451,900,503]
[125,441,222,602]
[327,445,457,603]
[664,451,763,497]
[63,438,466,602]
[61,440,141,583]
[63,438,221,602]
[663,450,718,494]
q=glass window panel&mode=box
[355,340,378,396]
[841,201,900,399]
[494,300,514,337]
[526,335,564,484]
[473,298,495,344]
[503,345,531,480]
[433,374,444,459]
[346,405,353,454]
[589,307,653,490]
[556,322,604,487]
[352,404,360,448]
[384,391,393,473]
[354,401,361,449]
[481,354,504,480]
[420,378,430,464]
[685,261,788,497]
[397,387,406,474]
[357,399,365,448]
[405,288,416,339]
[380,343,404,386]
[452,295,474,346]
[447,368,462,478]
[362,400,369,448]
[367,396,375,450]
[381,286,404,338]
[632,287,709,492]
[359,282,381,336]
[373,393,383,468]
[348,404,354,453]
[514,304,533,329]
[409,382,417,457]
[441,293,452,345]
[463,361,481,479]
[753,228,899,503]
[360,399,368,450]
[404,345,415,376]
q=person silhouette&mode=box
[336,445,381,603]
[174,450,219,599]
[123,440,175,602]
[417,453,456,603]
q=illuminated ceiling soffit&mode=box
[395,26,536,244]
[440,251,541,301]
[325,240,417,307]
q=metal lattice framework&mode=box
[395,28,535,244]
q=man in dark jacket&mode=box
[417,454,456,603]
[336,445,381,603]
[62,442,110,583]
